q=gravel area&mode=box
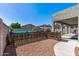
[16,39,58,56]
[75,47,79,56]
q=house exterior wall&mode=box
[0,19,9,56]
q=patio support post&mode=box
[52,17,55,32]
[61,23,63,35]
[53,21,55,32]
[66,25,68,33]
[68,26,70,33]
[67,25,69,34]
[52,19,54,32]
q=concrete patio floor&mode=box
[54,40,77,56]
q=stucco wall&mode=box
[53,4,79,21]
[0,19,9,56]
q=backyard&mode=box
[0,4,79,56]
[3,38,79,56]
[15,39,58,56]
[3,32,61,56]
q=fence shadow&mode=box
[3,37,16,56]
[3,45,16,56]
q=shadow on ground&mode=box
[3,45,16,56]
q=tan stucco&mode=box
[52,4,79,21]
[0,19,9,56]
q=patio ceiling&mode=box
[55,17,78,25]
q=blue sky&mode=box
[0,3,76,26]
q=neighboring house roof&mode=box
[39,24,52,28]
[33,26,44,31]
[21,24,36,29]
[21,24,44,31]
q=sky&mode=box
[0,3,76,26]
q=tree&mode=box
[9,22,21,29]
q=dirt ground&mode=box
[4,39,79,56]
[75,47,79,56]
[16,39,58,56]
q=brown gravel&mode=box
[16,39,58,56]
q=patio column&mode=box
[52,21,55,32]
[54,21,56,32]
[61,23,63,35]
[67,25,69,33]
[53,21,56,32]
[51,18,54,32]
[66,25,68,34]
[68,26,71,33]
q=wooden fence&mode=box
[7,32,61,47]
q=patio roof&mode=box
[53,4,78,22]
[55,17,78,25]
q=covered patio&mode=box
[54,17,78,34]
[52,4,79,55]
[52,4,79,37]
